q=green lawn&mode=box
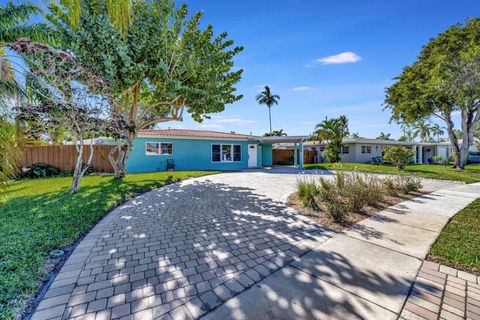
[429,198,480,273]
[0,171,217,319]
[305,163,480,183]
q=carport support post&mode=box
[293,142,298,167]
[418,145,423,164]
[299,140,304,169]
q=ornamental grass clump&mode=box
[296,178,319,209]
[383,176,423,196]
[342,172,373,212]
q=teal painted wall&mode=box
[126,137,266,173]
[261,144,273,166]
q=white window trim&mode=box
[211,143,242,163]
[145,142,173,156]
[361,145,371,154]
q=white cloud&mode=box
[292,86,311,91]
[209,115,256,125]
[316,51,361,65]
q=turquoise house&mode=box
[126,129,306,172]
[126,129,271,172]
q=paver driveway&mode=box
[32,170,334,320]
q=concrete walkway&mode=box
[30,170,476,320]
[204,182,480,320]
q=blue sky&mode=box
[6,0,480,138]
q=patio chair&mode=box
[166,159,176,171]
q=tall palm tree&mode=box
[413,121,433,142]
[377,132,392,140]
[398,129,418,142]
[256,85,280,134]
[431,123,445,142]
[350,132,360,138]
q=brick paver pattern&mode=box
[31,176,331,320]
[400,261,480,320]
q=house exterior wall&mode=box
[340,144,356,163]
[126,137,263,173]
[261,143,273,166]
[437,146,449,159]
[352,143,383,164]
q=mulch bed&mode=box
[288,191,425,232]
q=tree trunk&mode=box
[268,106,272,133]
[444,106,480,170]
[71,138,95,194]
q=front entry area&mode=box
[248,144,258,167]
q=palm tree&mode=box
[398,129,418,142]
[256,85,280,134]
[350,132,360,138]
[0,2,47,97]
[0,118,22,193]
[431,123,445,142]
[313,116,349,163]
[0,2,49,190]
[413,121,433,142]
[264,129,287,137]
[377,132,392,140]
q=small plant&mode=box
[26,163,61,178]
[383,176,423,195]
[383,146,415,170]
[398,176,422,194]
[317,177,335,202]
[324,198,350,222]
[297,179,319,209]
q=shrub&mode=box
[297,179,319,209]
[364,174,385,205]
[324,198,350,222]
[26,163,61,178]
[342,172,385,211]
[342,172,370,212]
[383,176,423,195]
[383,146,415,170]
[398,176,422,194]
[317,177,335,203]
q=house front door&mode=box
[248,144,257,168]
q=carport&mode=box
[259,135,308,169]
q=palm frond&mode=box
[0,2,42,29]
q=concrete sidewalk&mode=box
[203,183,480,320]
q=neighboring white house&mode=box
[274,137,455,164]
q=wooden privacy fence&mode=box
[21,145,115,173]
[272,149,316,165]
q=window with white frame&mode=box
[361,145,371,154]
[145,142,173,155]
[342,145,350,154]
[212,144,241,162]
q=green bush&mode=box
[26,163,61,178]
[296,179,319,209]
[364,175,385,205]
[342,172,370,212]
[384,146,416,170]
[324,198,350,222]
[398,176,422,194]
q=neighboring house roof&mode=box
[137,129,260,140]
[342,137,414,146]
